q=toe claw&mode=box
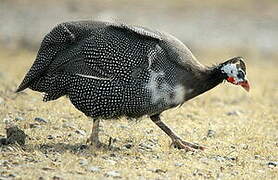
[171,138,205,151]
[86,137,103,148]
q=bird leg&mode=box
[150,114,205,151]
[87,119,102,147]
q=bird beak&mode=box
[238,80,250,92]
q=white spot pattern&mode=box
[17,21,200,119]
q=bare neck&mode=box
[181,64,225,101]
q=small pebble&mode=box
[88,166,100,172]
[106,159,117,165]
[148,138,158,144]
[0,138,7,145]
[207,130,216,138]
[110,153,116,157]
[29,123,41,128]
[75,129,86,136]
[105,171,121,178]
[62,122,76,129]
[175,162,184,167]
[0,97,4,104]
[152,154,159,159]
[53,176,63,180]
[154,169,167,173]
[15,117,25,121]
[118,125,128,129]
[3,117,13,124]
[79,159,88,166]
[78,144,88,150]
[226,110,241,116]
[8,173,17,178]
[213,155,226,162]
[145,129,154,134]
[139,143,153,151]
[227,157,237,161]
[42,167,54,171]
[148,168,167,173]
[123,143,133,149]
[47,135,54,140]
[192,169,203,176]
[230,145,236,149]
[200,157,209,165]
[257,170,264,173]
[0,160,8,165]
[241,144,249,150]
[267,161,278,168]
[231,171,239,176]
[34,117,48,123]
[6,126,27,146]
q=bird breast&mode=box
[145,70,188,107]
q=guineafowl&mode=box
[16,21,249,151]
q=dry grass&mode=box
[0,48,277,179]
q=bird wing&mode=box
[16,22,82,92]
[16,21,110,92]
[16,21,168,92]
[64,22,165,81]
[112,22,205,71]
[108,23,205,72]
[112,23,163,41]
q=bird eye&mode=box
[237,70,245,79]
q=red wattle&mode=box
[227,77,235,83]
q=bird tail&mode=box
[16,23,76,93]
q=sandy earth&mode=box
[1,0,278,52]
[0,0,278,179]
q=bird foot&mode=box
[86,136,117,149]
[171,138,205,151]
[86,138,104,148]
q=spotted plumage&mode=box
[17,21,249,151]
[17,21,196,118]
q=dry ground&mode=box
[0,48,277,179]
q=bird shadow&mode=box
[28,142,121,156]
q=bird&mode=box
[16,20,250,151]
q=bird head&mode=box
[220,57,250,92]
